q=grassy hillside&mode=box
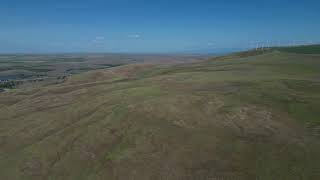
[275,44,320,54]
[1,47,320,180]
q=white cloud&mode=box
[95,36,105,40]
[207,42,214,46]
[90,36,106,47]
[128,34,141,38]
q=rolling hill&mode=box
[1,46,320,180]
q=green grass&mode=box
[0,46,320,180]
[275,44,320,54]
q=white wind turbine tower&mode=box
[256,42,264,51]
[261,42,265,51]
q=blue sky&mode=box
[0,0,319,53]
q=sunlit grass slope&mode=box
[1,46,320,180]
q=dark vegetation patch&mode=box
[96,63,124,67]
[275,45,320,54]
[0,81,17,89]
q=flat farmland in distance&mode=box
[0,53,206,88]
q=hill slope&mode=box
[275,44,320,54]
[1,48,320,180]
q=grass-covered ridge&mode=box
[0,46,320,180]
[275,44,320,54]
